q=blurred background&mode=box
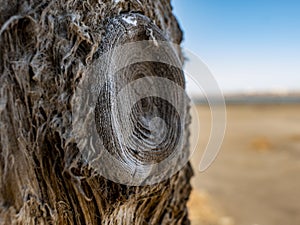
[172,1,300,225]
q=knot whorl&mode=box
[73,13,190,184]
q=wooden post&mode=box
[0,0,193,224]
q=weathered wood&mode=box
[0,0,193,224]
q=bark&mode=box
[0,0,193,224]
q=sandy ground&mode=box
[188,104,300,225]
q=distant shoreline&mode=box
[191,93,300,105]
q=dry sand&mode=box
[188,104,300,225]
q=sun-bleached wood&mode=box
[0,0,193,224]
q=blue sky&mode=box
[172,0,300,94]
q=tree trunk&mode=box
[0,0,193,224]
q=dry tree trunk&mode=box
[0,0,193,224]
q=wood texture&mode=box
[0,0,193,224]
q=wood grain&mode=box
[0,1,193,224]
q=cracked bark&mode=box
[0,0,193,224]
